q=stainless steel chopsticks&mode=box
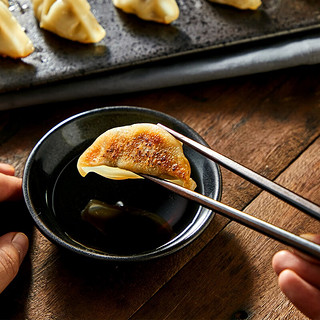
[138,123,320,259]
[157,123,320,220]
[141,174,320,259]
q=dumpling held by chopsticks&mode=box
[77,123,197,190]
[0,0,34,58]
[32,0,106,43]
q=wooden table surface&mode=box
[0,64,319,319]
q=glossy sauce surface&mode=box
[81,199,175,254]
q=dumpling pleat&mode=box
[32,0,106,43]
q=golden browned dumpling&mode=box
[209,0,261,10]
[32,0,106,43]
[112,0,179,24]
[0,0,34,58]
[77,123,197,190]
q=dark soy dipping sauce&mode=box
[52,157,198,255]
[81,199,174,254]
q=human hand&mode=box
[272,234,320,320]
[0,163,29,293]
[0,163,23,201]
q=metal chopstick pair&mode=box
[141,123,320,259]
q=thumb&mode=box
[300,233,320,244]
[293,234,320,264]
[0,232,29,293]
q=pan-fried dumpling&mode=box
[112,0,179,24]
[209,0,261,10]
[0,0,34,58]
[32,0,106,43]
[77,123,197,190]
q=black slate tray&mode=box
[1,0,320,98]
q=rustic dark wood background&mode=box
[0,64,319,319]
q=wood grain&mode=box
[0,65,319,319]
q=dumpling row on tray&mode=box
[0,0,106,58]
[0,0,262,59]
[112,0,262,23]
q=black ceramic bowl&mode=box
[23,106,221,261]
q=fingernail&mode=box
[11,233,29,264]
[300,233,320,244]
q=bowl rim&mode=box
[23,106,222,261]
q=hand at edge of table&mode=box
[0,163,29,294]
[273,234,320,320]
